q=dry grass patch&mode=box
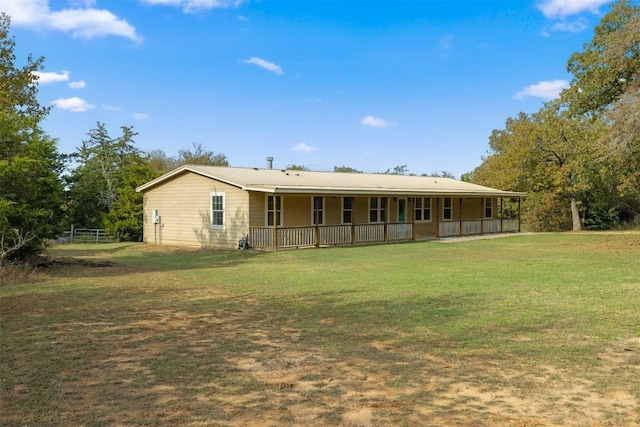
[1,233,639,426]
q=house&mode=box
[135,164,526,250]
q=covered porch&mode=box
[248,194,522,250]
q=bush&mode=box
[0,261,36,286]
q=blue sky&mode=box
[2,0,618,176]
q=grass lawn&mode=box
[1,232,639,426]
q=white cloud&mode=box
[292,143,315,152]
[101,105,120,111]
[133,113,149,120]
[360,116,393,129]
[68,80,86,89]
[140,0,245,13]
[537,0,611,18]
[551,18,588,33]
[52,97,95,112]
[515,79,569,100]
[241,57,283,75]
[33,70,70,84]
[1,0,141,41]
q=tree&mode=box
[177,142,228,166]
[384,165,409,175]
[146,149,178,175]
[0,13,50,121]
[102,161,156,241]
[563,0,640,224]
[66,122,141,228]
[333,165,362,173]
[0,14,64,262]
[286,164,310,171]
[425,171,456,178]
[564,0,640,115]
[472,103,605,231]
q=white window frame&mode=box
[342,197,353,224]
[311,196,325,225]
[210,192,225,229]
[443,197,453,221]
[414,197,432,223]
[484,198,493,218]
[266,195,283,227]
[369,197,387,223]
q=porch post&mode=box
[384,197,389,242]
[500,198,504,233]
[480,198,485,235]
[518,197,522,232]
[459,197,463,236]
[435,198,440,238]
[273,224,278,251]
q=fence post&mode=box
[70,224,74,243]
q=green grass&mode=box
[1,232,639,426]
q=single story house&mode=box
[136,165,526,250]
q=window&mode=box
[369,197,387,223]
[312,196,324,225]
[484,198,493,218]
[267,195,282,226]
[443,197,452,220]
[210,193,225,228]
[415,197,431,222]
[342,197,353,224]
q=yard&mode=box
[1,232,639,426]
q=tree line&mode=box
[2,1,640,263]
[468,0,639,231]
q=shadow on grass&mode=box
[43,244,268,278]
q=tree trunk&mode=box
[570,197,581,231]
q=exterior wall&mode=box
[142,172,249,249]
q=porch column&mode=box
[459,197,463,236]
[435,198,440,238]
[273,224,278,250]
[500,198,504,233]
[518,197,522,232]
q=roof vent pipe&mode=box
[266,157,273,169]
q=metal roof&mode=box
[136,165,526,197]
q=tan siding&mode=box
[325,197,342,225]
[142,172,249,249]
[249,192,265,226]
[353,196,370,224]
[461,198,483,220]
[280,195,308,226]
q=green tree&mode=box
[333,165,362,173]
[565,0,640,115]
[177,142,228,166]
[473,103,605,231]
[146,149,178,175]
[102,161,155,241]
[0,14,64,262]
[66,122,141,228]
[563,0,640,225]
[384,165,409,175]
[0,13,50,121]
[286,164,310,171]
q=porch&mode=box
[249,217,520,250]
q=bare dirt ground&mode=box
[4,285,638,426]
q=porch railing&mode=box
[250,223,413,249]
[250,217,520,249]
[439,218,520,237]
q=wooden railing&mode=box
[249,217,520,249]
[439,218,520,237]
[249,223,413,249]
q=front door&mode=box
[397,198,407,223]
